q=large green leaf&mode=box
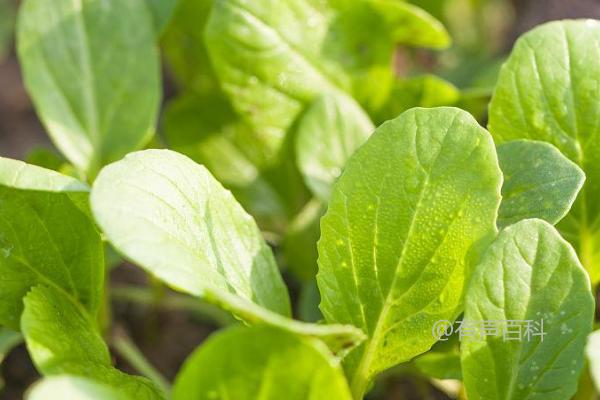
[17,0,161,177]
[91,149,364,352]
[173,325,352,400]
[487,20,600,283]
[461,219,594,400]
[295,94,373,201]
[205,0,445,163]
[317,107,502,397]
[0,158,102,329]
[28,376,129,400]
[497,140,585,228]
[22,285,165,399]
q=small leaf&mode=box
[498,140,585,228]
[0,158,102,329]
[487,20,600,282]
[22,285,165,400]
[461,219,594,400]
[296,94,374,201]
[367,0,451,49]
[17,0,161,177]
[173,325,352,400]
[317,107,502,397]
[28,376,129,400]
[91,149,364,352]
[373,75,460,124]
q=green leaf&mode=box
[317,107,502,397]
[145,0,178,34]
[461,219,594,400]
[295,94,373,201]
[487,20,600,283]
[91,149,364,352]
[173,325,352,400]
[28,376,129,400]
[22,285,165,399]
[92,149,290,315]
[161,0,217,94]
[497,140,585,228]
[17,0,161,177]
[586,330,600,392]
[0,158,102,329]
[367,0,451,49]
[373,75,460,124]
[204,0,394,163]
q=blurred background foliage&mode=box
[1,0,599,398]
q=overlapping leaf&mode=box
[295,94,374,201]
[91,149,364,352]
[461,219,594,400]
[317,107,502,397]
[0,158,102,329]
[22,285,164,399]
[205,0,448,164]
[497,140,585,228]
[487,20,600,282]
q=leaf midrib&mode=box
[350,112,461,396]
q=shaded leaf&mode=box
[173,325,352,400]
[373,75,460,124]
[296,94,373,201]
[163,92,288,228]
[498,140,584,228]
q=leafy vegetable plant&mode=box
[1,0,599,398]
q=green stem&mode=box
[112,331,171,396]
[111,285,236,327]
